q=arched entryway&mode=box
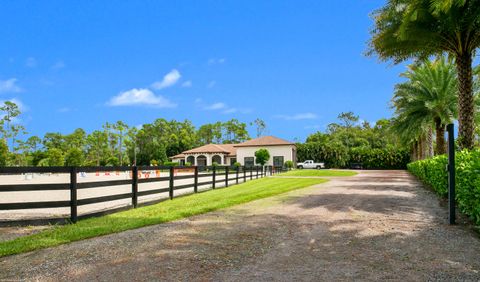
[197,155,207,167]
[212,155,222,165]
[186,156,195,165]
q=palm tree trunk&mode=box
[434,118,446,155]
[426,127,433,158]
[455,53,475,150]
[412,142,417,161]
[418,135,424,160]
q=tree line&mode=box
[0,105,267,167]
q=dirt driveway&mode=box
[1,170,480,281]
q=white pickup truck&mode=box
[297,160,325,169]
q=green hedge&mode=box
[407,150,480,225]
[296,142,410,169]
[349,147,410,169]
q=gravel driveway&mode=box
[1,170,480,281]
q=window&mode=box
[244,157,254,167]
[273,156,284,167]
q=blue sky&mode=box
[0,1,407,142]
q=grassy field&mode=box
[280,169,358,177]
[0,177,327,257]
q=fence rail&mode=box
[0,165,286,225]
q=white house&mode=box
[170,136,297,167]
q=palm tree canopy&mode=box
[391,57,458,144]
[368,0,480,61]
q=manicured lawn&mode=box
[280,169,358,177]
[0,177,327,257]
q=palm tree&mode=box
[391,58,458,156]
[368,0,480,149]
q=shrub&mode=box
[408,149,480,225]
[163,161,179,166]
[284,160,294,170]
[233,162,241,168]
[184,162,192,166]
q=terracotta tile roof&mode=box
[234,136,294,147]
[183,144,237,156]
[170,153,185,159]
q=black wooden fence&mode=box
[0,165,285,225]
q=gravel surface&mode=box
[1,170,480,281]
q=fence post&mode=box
[212,166,216,189]
[236,166,239,184]
[243,166,246,182]
[447,124,456,225]
[194,166,198,193]
[250,167,253,180]
[256,166,259,179]
[132,166,138,208]
[70,166,78,223]
[225,166,229,187]
[169,166,174,200]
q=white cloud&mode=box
[223,108,237,114]
[207,80,216,88]
[208,58,226,65]
[181,80,192,88]
[0,78,22,93]
[274,113,318,120]
[151,69,181,90]
[25,57,37,68]
[204,102,226,110]
[51,61,65,70]
[203,101,251,115]
[108,88,176,108]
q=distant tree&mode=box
[0,139,8,166]
[251,118,267,137]
[223,119,250,143]
[0,101,24,151]
[25,136,42,152]
[337,112,359,128]
[43,132,65,150]
[255,148,270,166]
[65,148,85,166]
[112,121,128,165]
[46,148,64,166]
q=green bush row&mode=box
[296,142,410,169]
[407,150,480,225]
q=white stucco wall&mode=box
[172,153,230,166]
[236,145,296,166]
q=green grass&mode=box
[279,169,358,177]
[0,177,327,257]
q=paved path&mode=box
[1,170,480,281]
